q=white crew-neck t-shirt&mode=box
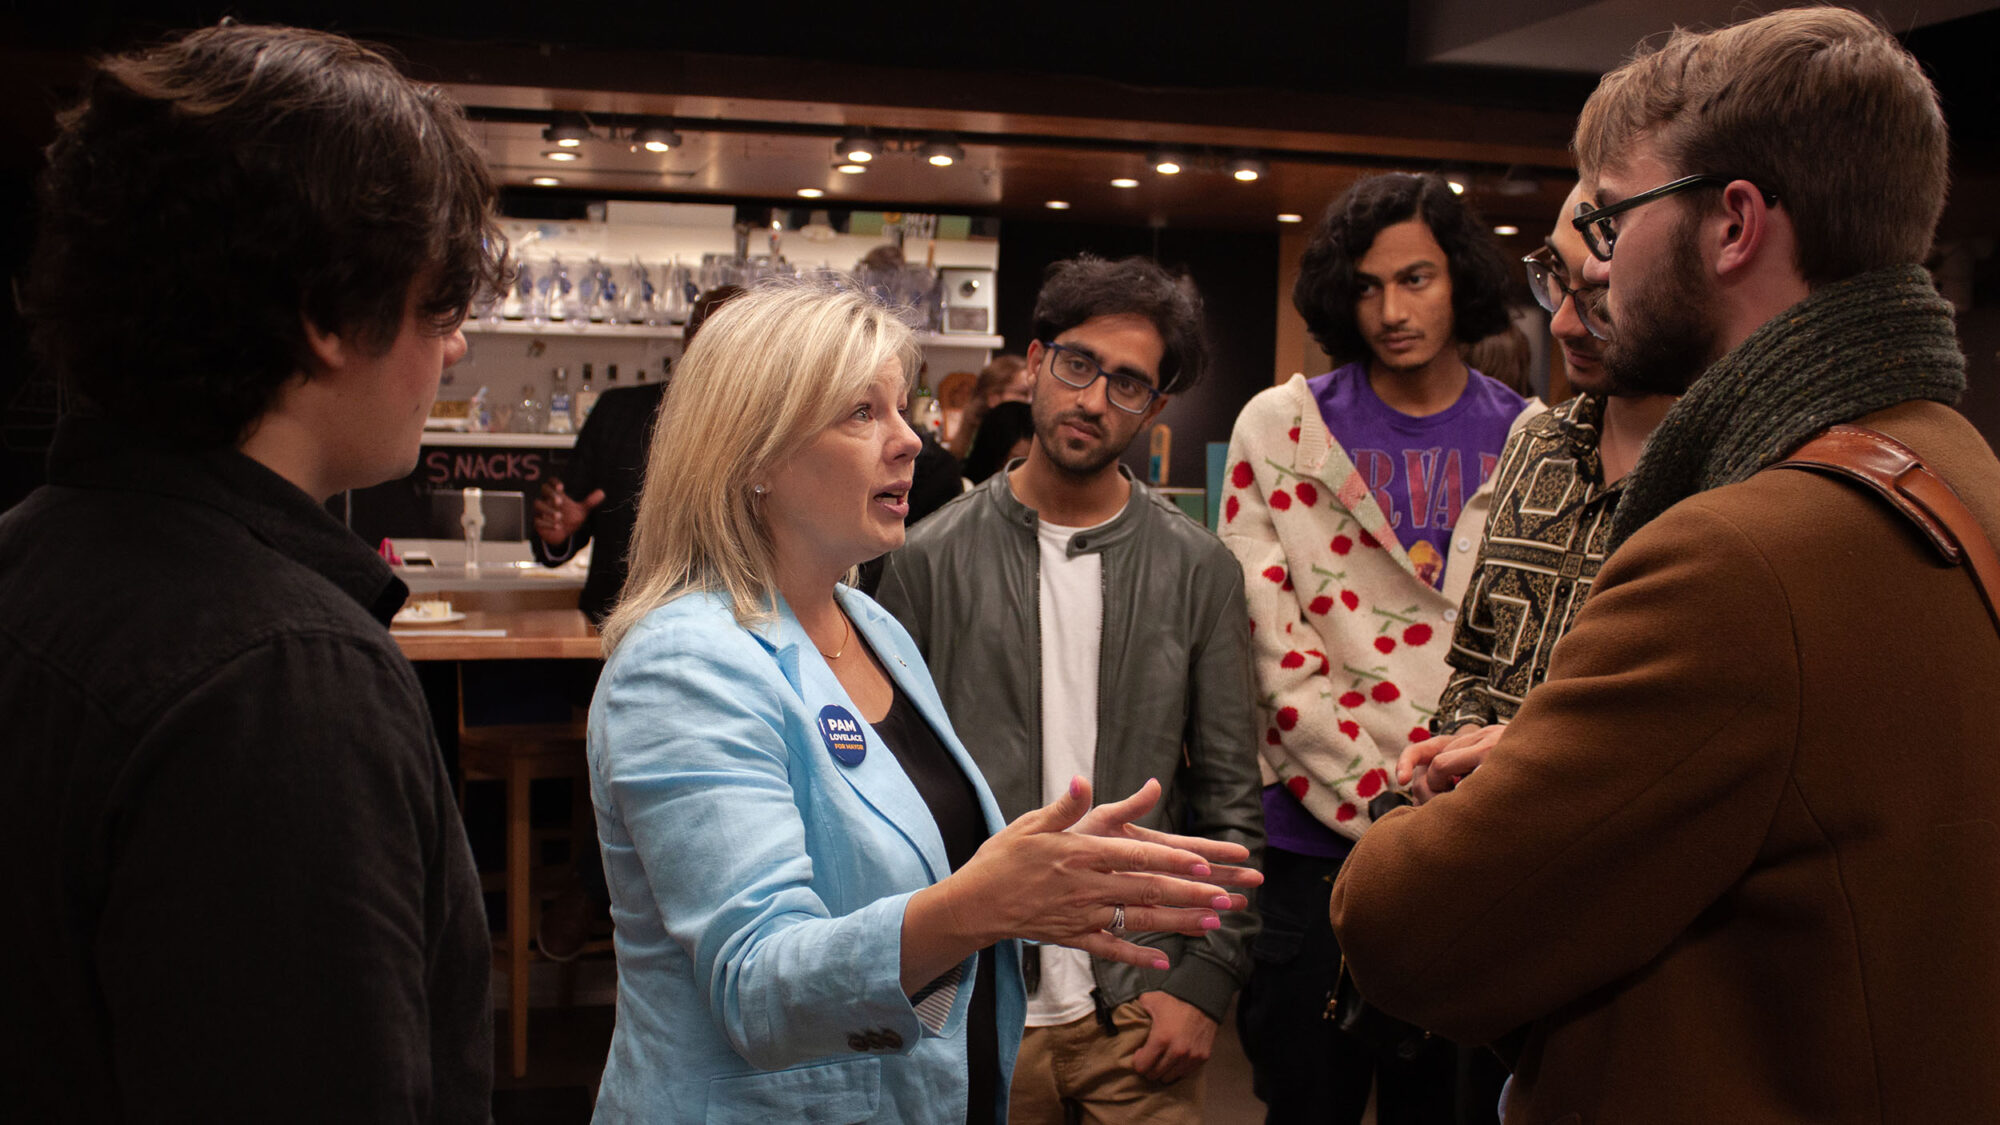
[1026,507,1119,1027]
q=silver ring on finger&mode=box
[1109,903,1127,936]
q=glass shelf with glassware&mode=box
[461,320,1003,350]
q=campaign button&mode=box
[818,704,867,766]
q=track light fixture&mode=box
[836,135,880,164]
[635,125,682,153]
[542,118,589,148]
[921,137,965,167]
[1148,150,1185,175]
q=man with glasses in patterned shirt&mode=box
[1399,182,1675,798]
[879,255,1263,1125]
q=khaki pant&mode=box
[1009,1002,1206,1125]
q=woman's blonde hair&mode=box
[600,278,919,651]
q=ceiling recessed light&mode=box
[1493,224,1520,236]
[1228,157,1269,183]
[921,138,965,167]
[635,125,681,153]
[530,176,561,187]
[797,187,825,199]
[1444,174,1468,195]
[1148,150,1185,175]
[1110,177,1140,189]
[836,135,879,163]
[1277,213,1304,223]
[1045,200,1071,210]
[834,162,868,175]
[542,150,580,162]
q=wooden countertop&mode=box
[391,608,601,662]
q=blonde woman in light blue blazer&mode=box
[589,280,1258,1125]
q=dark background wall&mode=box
[998,221,1278,491]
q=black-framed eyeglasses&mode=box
[1041,341,1163,415]
[1522,247,1611,341]
[1570,173,1779,261]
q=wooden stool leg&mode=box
[507,758,532,1078]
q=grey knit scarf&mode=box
[1607,264,1966,552]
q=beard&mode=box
[1600,214,1720,397]
[1032,399,1127,478]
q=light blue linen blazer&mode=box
[587,585,1025,1124]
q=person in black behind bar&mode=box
[532,283,747,623]
[0,24,506,1122]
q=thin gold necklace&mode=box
[816,612,851,660]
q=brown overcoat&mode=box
[1330,401,2000,1124]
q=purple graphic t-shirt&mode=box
[1261,363,1525,860]
[1309,362,1524,588]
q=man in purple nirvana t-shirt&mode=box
[1221,172,1537,1125]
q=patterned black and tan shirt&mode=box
[1434,394,1623,730]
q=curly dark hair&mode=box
[1293,173,1512,365]
[28,23,508,448]
[1030,255,1208,394]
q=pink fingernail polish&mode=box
[1190,863,1212,876]
[1201,915,1221,930]
[1152,957,1170,970]
[1211,895,1232,910]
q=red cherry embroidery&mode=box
[1231,461,1254,489]
[1286,775,1309,800]
[1338,691,1365,709]
[1225,496,1240,523]
[1357,768,1387,799]
[1280,651,1305,670]
[1287,426,1300,442]
[1308,595,1333,615]
[1276,706,1300,731]
[1281,576,1294,591]
[1373,636,1396,654]
[1340,590,1360,611]
[1294,482,1319,507]
[1266,728,1282,746]
[1335,803,1358,822]
[1307,650,1330,675]
[1338,719,1360,739]
[1262,566,1288,584]
[1371,681,1401,703]
[1270,489,1292,511]
[1358,531,1380,549]
[1403,623,1433,646]
[1330,534,1353,556]
[1408,727,1431,743]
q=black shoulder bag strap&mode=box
[1774,424,2000,634]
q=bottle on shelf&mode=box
[546,366,574,434]
[575,363,600,426]
[606,363,619,391]
[912,377,943,441]
[515,383,546,434]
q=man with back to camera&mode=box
[1399,181,1676,797]
[0,24,505,1121]
[1331,9,2000,1122]
[877,255,1263,1125]
[1218,171,1541,1123]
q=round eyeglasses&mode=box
[1042,341,1163,415]
[1521,248,1611,341]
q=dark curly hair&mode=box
[1293,173,1512,365]
[28,23,508,448]
[1030,255,1208,394]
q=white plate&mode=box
[393,609,468,625]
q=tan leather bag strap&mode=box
[1775,424,2000,634]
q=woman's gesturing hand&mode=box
[901,777,1260,992]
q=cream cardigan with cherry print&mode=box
[1220,374,1543,840]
